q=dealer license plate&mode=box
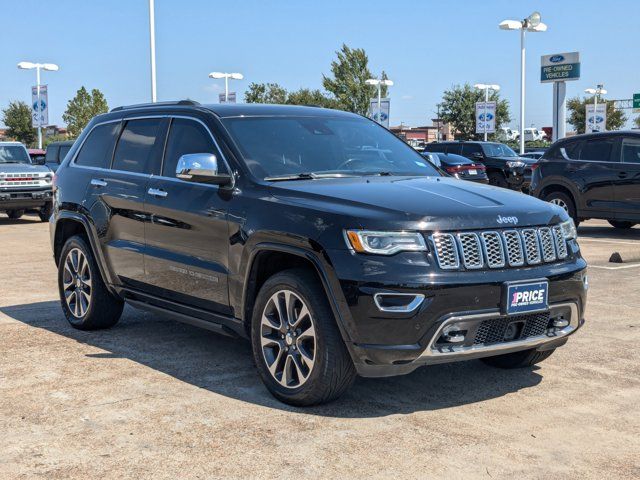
[504,281,549,315]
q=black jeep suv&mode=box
[423,141,536,191]
[50,102,587,406]
[531,131,640,229]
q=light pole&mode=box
[149,0,157,102]
[208,72,244,102]
[474,83,500,141]
[17,61,59,149]
[365,78,394,126]
[499,11,547,154]
[436,103,442,142]
[585,85,607,132]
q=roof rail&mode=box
[110,100,200,112]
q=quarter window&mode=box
[112,118,164,174]
[75,122,121,169]
[59,145,71,162]
[162,118,223,177]
[45,146,59,163]
[621,137,640,164]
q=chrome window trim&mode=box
[69,114,235,188]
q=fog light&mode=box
[552,318,569,328]
[442,325,466,343]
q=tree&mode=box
[1,101,37,146]
[244,82,287,104]
[322,44,383,115]
[567,96,626,134]
[285,88,339,109]
[633,115,640,129]
[63,87,109,137]
[439,83,510,140]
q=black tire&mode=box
[543,190,579,227]
[251,268,356,406]
[58,234,124,330]
[39,202,53,222]
[7,210,24,220]
[481,348,555,369]
[488,172,508,188]
[608,220,636,229]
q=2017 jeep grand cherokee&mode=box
[50,102,588,406]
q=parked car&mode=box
[521,151,545,160]
[531,131,640,228]
[0,141,53,221]
[422,152,488,183]
[523,128,547,142]
[50,102,587,406]
[499,127,519,141]
[44,140,74,172]
[423,141,536,191]
[28,148,46,164]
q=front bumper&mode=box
[506,168,532,190]
[325,248,587,377]
[0,188,52,210]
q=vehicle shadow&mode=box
[578,223,640,241]
[1,300,544,418]
[0,213,43,225]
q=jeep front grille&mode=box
[431,225,570,271]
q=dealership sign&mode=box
[541,51,580,83]
[31,85,49,127]
[633,93,640,113]
[585,103,607,133]
[475,101,496,134]
[369,98,390,128]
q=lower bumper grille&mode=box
[474,312,552,345]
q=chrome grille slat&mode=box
[456,233,483,269]
[431,225,569,271]
[502,230,525,267]
[538,227,556,262]
[480,231,505,268]
[432,233,460,269]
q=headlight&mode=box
[506,161,525,168]
[560,219,577,240]
[345,230,427,255]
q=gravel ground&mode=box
[1,216,639,479]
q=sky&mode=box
[2,0,639,130]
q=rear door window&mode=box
[621,137,640,164]
[112,118,164,174]
[447,143,462,155]
[461,143,481,156]
[75,122,121,169]
[579,137,616,162]
[45,146,59,163]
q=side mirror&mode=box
[176,153,231,185]
[33,157,46,165]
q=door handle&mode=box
[90,178,108,187]
[147,187,168,198]
[618,171,628,179]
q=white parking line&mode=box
[589,263,640,270]
[579,238,640,246]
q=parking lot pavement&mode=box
[1,215,639,479]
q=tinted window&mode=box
[461,143,482,156]
[549,140,582,160]
[222,116,440,179]
[447,144,462,155]
[621,137,640,164]
[579,137,615,162]
[45,146,59,163]
[75,122,120,168]
[162,118,224,177]
[112,119,163,174]
[59,145,71,162]
[424,143,447,153]
[481,143,518,157]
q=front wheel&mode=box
[39,202,53,222]
[251,269,356,406]
[608,220,636,229]
[7,210,24,220]
[481,348,555,369]
[488,172,508,188]
[58,235,124,330]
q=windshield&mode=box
[0,145,31,164]
[482,143,518,157]
[222,116,440,179]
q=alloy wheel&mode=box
[260,289,316,389]
[62,248,92,318]
[550,198,568,213]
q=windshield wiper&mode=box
[265,172,360,181]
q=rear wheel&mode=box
[543,191,579,226]
[7,210,24,220]
[58,235,124,330]
[251,269,356,406]
[481,348,555,369]
[488,172,508,188]
[608,220,636,229]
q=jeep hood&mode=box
[269,176,566,231]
